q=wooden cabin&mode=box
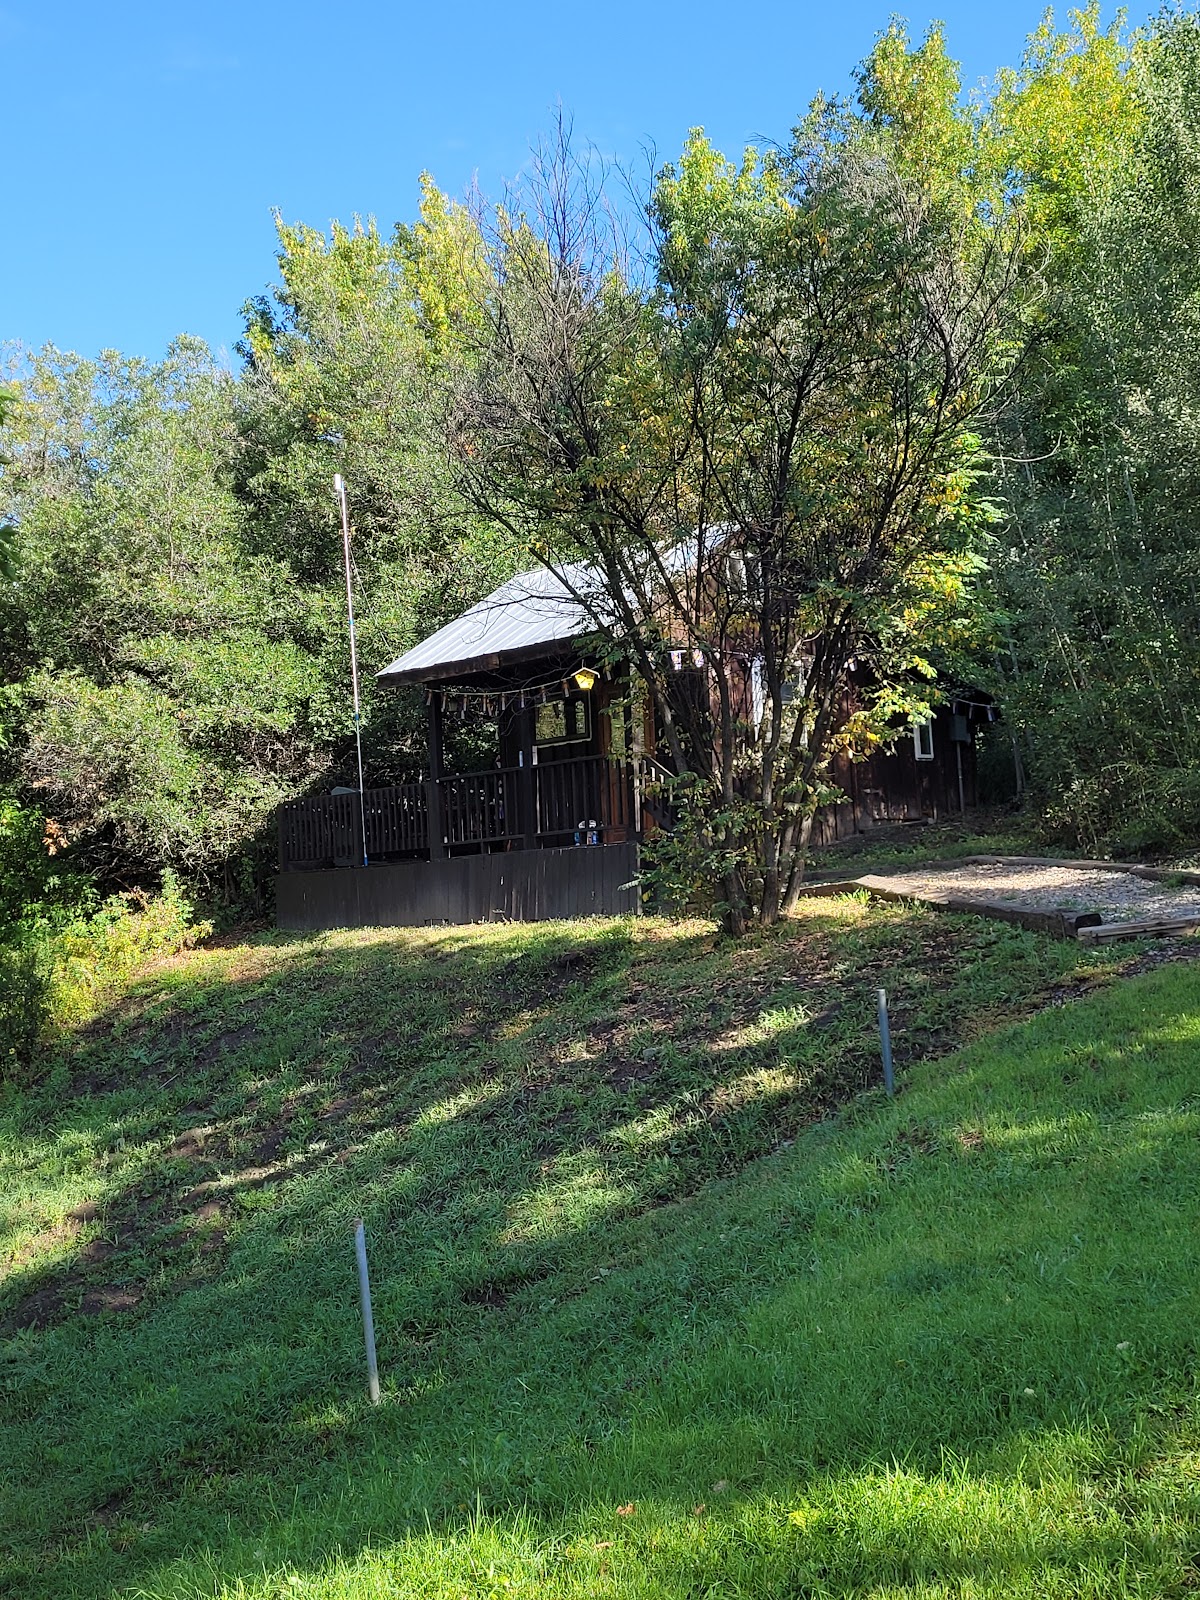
[276,563,985,931]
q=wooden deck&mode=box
[276,755,646,930]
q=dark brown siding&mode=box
[814,706,977,843]
[277,842,640,932]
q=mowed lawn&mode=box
[2,900,1199,1598]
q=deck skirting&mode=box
[276,842,640,932]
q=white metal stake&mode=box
[877,987,895,1098]
[334,473,369,868]
[353,1218,381,1405]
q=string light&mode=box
[417,663,610,719]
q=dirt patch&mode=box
[8,1284,67,1331]
[501,947,604,1003]
[461,1264,553,1309]
[79,1284,142,1316]
[249,1125,288,1166]
[603,1056,658,1092]
[7,1273,142,1331]
[164,1125,214,1161]
[89,1488,133,1528]
[195,1015,265,1068]
[462,1282,510,1309]
[1117,938,1200,978]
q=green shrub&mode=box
[0,931,51,1078]
[1,874,211,1076]
[49,873,213,1032]
[1044,762,1200,857]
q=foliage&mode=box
[1,910,1197,1596]
[234,194,520,785]
[0,341,332,901]
[0,929,50,1076]
[987,8,1200,851]
[0,386,17,581]
[0,875,208,1078]
[454,120,1021,931]
[0,788,86,920]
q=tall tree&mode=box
[0,340,329,898]
[453,122,1021,931]
[234,187,519,781]
[0,388,16,582]
[987,8,1200,850]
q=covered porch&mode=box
[276,750,647,871]
[277,565,652,930]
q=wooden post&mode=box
[427,692,446,861]
[518,699,538,849]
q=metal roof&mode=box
[376,561,611,686]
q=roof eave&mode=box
[376,636,588,688]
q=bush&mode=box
[0,932,51,1079]
[1044,762,1200,858]
[1,874,212,1077]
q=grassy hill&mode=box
[2,898,1199,1598]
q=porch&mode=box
[275,754,649,931]
[277,752,647,871]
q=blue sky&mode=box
[3,0,1142,365]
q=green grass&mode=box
[1,902,1198,1598]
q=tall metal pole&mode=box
[334,474,369,868]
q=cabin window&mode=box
[536,695,591,746]
[913,719,935,762]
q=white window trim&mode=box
[913,719,935,762]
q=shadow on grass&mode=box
[3,914,1197,1596]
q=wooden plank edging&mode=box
[1077,916,1200,944]
[853,875,1099,939]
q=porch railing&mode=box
[278,755,653,869]
[535,754,637,840]
[440,767,522,847]
[278,783,428,869]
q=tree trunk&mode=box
[720,865,749,937]
[780,812,816,914]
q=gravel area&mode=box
[869,862,1200,924]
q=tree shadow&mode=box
[3,914,1194,1597]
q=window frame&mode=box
[913,718,935,762]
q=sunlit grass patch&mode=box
[1,908,1198,1598]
